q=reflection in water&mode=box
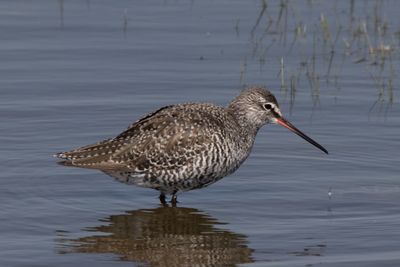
[59,206,253,267]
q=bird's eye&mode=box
[263,103,272,110]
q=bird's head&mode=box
[228,86,328,154]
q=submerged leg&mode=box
[171,190,178,206]
[159,193,167,205]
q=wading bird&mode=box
[56,86,328,205]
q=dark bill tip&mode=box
[276,117,329,154]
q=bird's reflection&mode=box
[59,206,253,267]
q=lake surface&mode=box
[1,0,399,266]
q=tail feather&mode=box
[54,138,130,170]
[55,137,132,161]
[56,160,74,167]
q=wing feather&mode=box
[56,104,226,172]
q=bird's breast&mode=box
[194,131,254,179]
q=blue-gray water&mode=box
[1,1,400,266]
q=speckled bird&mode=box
[56,86,328,205]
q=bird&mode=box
[56,86,328,205]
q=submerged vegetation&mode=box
[242,0,398,113]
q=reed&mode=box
[244,0,397,106]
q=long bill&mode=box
[275,117,328,154]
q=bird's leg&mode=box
[170,191,178,206]
[159,193,167,206]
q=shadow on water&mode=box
[57,206,253,267]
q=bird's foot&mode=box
[170,193,178,207]
[159,192,178,207]
[159,193,167,206]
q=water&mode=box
[1,0,400,266]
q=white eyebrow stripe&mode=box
[266,102,282,116]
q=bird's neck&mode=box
[226,103,260,138]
